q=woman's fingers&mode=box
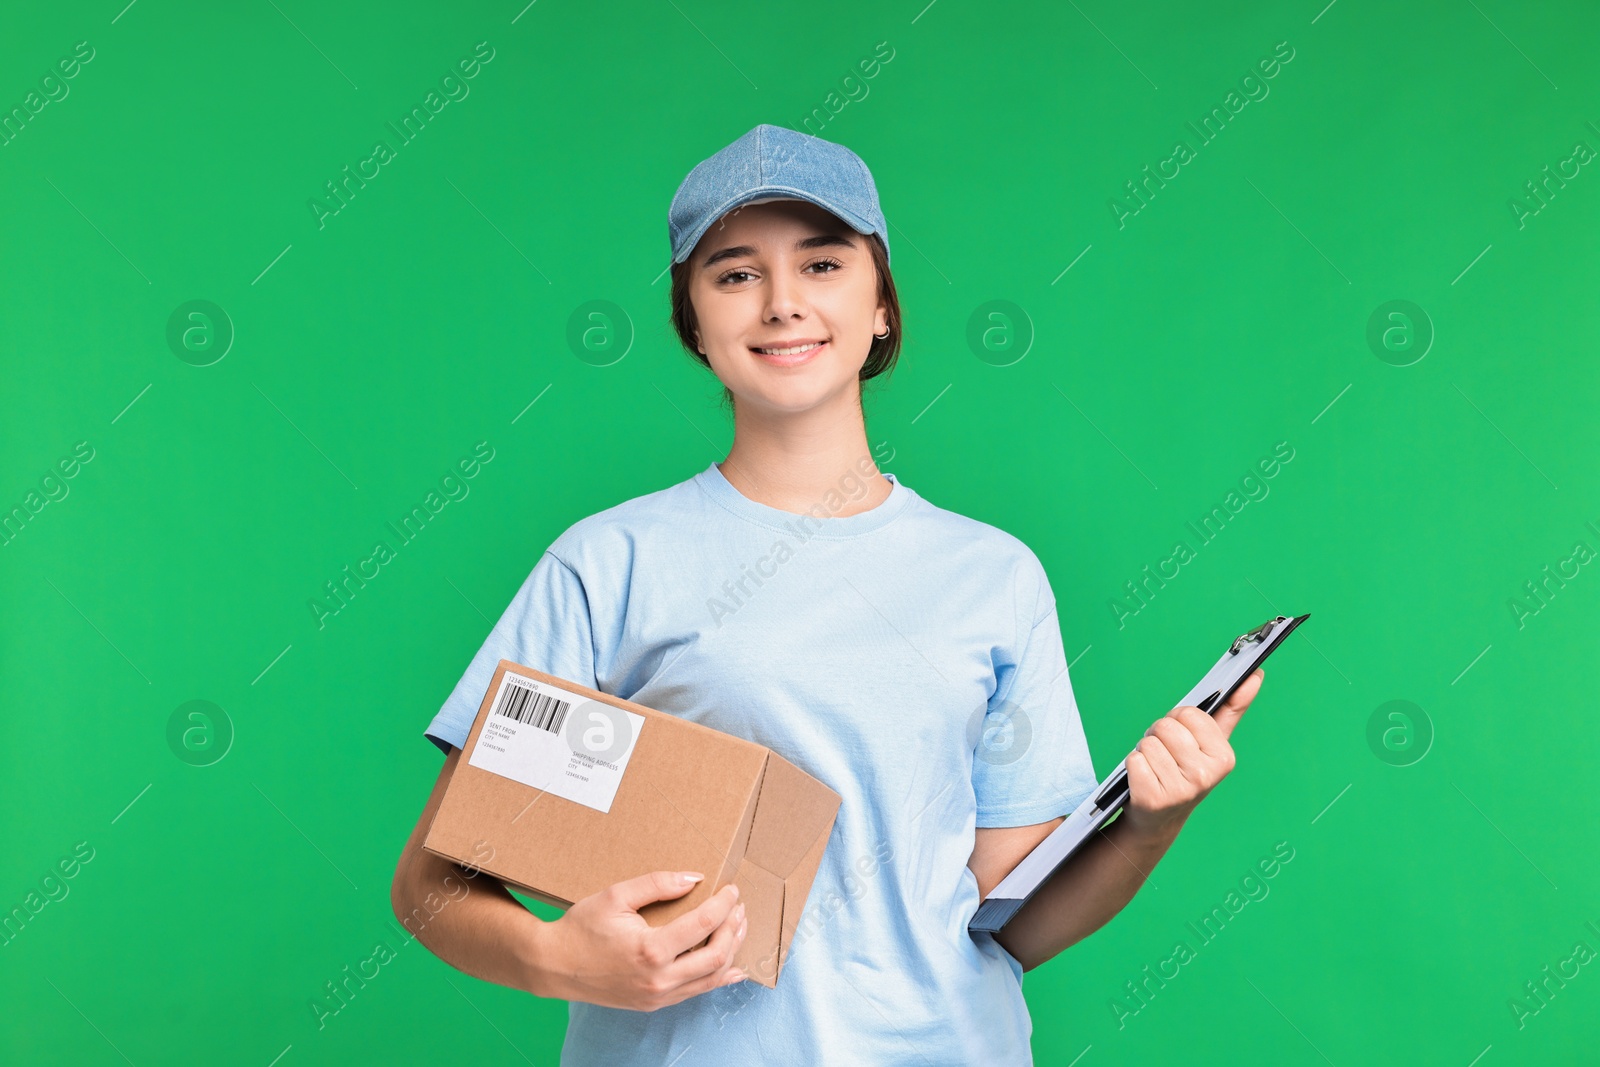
[659,959,752,1008]
[1124,671,1259,825]
[1126,749,1155,799]
[1134,735,1185,798]
[653,883,741,959]
[1150,714,1202,765]
[654,895,748,992]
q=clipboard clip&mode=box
[1229,616,1289,655]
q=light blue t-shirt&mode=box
[424,461,1099,1066]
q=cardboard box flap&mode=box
[730,857,785,987]
[742,751,841,978]
[743,751,842,876]
[777,820,834,972]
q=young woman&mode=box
[390,124,1264,1065]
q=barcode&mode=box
[493,678,571,733]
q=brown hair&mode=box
[667,232,902,412]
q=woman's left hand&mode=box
[1121,668,1265,839]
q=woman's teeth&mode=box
[755,342,823,356]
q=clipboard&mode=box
[968,612,1310,935]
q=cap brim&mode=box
[671,187,877,267]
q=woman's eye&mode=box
[717,258,841,285]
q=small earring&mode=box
[874,327,890,338]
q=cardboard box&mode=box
[423,659,842,988]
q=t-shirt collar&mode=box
[695,460,914,538]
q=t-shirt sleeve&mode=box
[971,597,1099,828]
[423,550,598,756]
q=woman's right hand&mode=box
[538,871,750,1011]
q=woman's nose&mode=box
[763,268,808,321]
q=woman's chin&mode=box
[731,378,855,417]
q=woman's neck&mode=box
[718,393,891,518]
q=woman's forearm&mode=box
[993,811,1184,971]
[391,830,564,999]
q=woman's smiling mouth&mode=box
[751,339,828,366]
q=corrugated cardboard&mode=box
[423,659,842,989]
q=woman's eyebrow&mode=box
[701,232,857,270]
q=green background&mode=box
[3,0,1596,1063]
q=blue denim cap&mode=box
[668,123,890,269]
